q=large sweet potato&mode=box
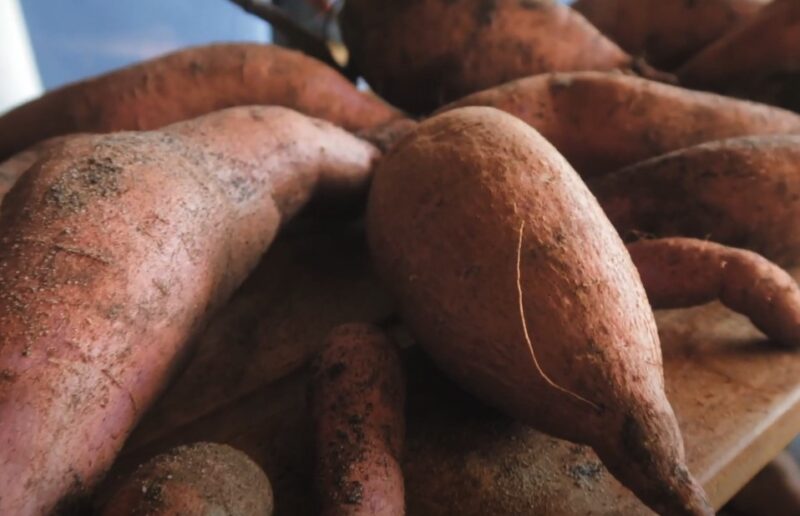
[678,0,800,112]
[441,71,800,176]
[101,443,274,515]
[367,107,711,515]
[573,0,767,68]
[591,135,800,265]
[0,43,401,161]
[0,106,378,515]
[340,0,633,114]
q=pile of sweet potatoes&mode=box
[1,1,800,514]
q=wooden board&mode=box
[102,271,800,515]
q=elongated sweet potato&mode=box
[310,324,406,516]
[591,135,800,266]
[629,238,800,348]
[367,106,711,515]
[441,71,800,176]
[0,106,378,515]
[340,0,633,114]
[101,442,273,515]
[0,43,401,161]
[573,0,767,69]
[678,0,800,112]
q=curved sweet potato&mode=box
[629,238,800,349]
[0,106,378,515]
[366,107,711,515]
[0,43,401,161]
[441,71,800,177]
[573,0,766,69]
[678,0,800,112]
[101,442,273,515]
[310,324,406,516]
[591,135,800,266]
[340,0,632,114]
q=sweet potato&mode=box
[366,106,711,515]
[0,106,378,515]
[101,442,273,515]
[441,71,800,176]
[0,43,401,161]
[591,135,800,266]
[628,238,800,348]
[126,222,394,450]
[573,0,767,69]
[678,0,800,112]
[310,324,406,516]
[339,0,633,114]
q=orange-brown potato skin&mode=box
[679,0,800,112]
[591,135,800,266]
[366,106,711,515]
[340,0,632,114]
[310,324,406,516]
[629,238,800,349]
[0,43,401,161]
[100,443,274,516]
[574,0,766,69]
[0,136,78,204]
[0,106,378,515]
[441,71,800,177]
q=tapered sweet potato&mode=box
[310,324,406,516]
[0,43,401,161]
[629,238,800,348]
[679,0,800,112]
[101,442,273,516]
[441,71,800,176]
[0,106,378,515]
[591,135,800,266]
[367,107,711,515]
[573,0,767,69]
[340,0,633,114]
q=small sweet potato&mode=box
[340,0,633,114]
[101,442,273,516]
[0,106,378,515]
[628,238,800,348]
[591,135,800,266]
[310,324,406,516]
[679,0,800,112]
[573,0,767,69]
[0,43,401,161]
[441,71,800,176]
[367,106,711,515]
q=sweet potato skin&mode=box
[678,0,800,112]
[441,71,800,176]
[340,0,631,114]
[0,43,401,161]
[100,443,273,515]
[591,135,800,266]
[366,106,710,515]
[0,135,78,205]
[629,238,800,349]
[0,106,378,515]
[573,0,766,69]
[310,324,406,516]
